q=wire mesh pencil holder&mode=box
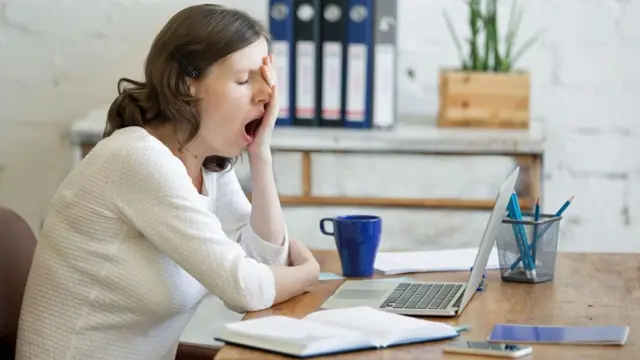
[495,213,562,284]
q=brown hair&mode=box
[104,4,270,172]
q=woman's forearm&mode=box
[248,151,286,246]
[269,261,319,304]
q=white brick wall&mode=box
[0,0,639,252]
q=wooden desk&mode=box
[214,250,639,360]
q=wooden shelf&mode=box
[244,151,538,211]
[76,124,542,212]
[246,194,532,210]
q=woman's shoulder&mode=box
[98,125,162,150]
[74,126,190,192]
[92,126,178,168]
[80,127,198,202]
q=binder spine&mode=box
[269,0,295,127]
[294,0,322,126]
[373,0,397,128]
[320,0,347,127]
[344,0,374,128]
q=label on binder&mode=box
[322,41,343,120]
[346,44,366,122]
[296,41,316,119]
[272,41,290,118]
[373,43,394,127]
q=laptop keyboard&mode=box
[381,283,463,310]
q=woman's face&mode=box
[187,37,271,158]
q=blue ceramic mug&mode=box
[319,215,382,277]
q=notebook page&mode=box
[374,247,500,275]
[303,306,457,346]
[224,315,362,343]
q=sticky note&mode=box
[319,272,344,280]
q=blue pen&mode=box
[507,194,533,276]
[507,194,535,276]
[555,196,574,216]
[532,198,540,263]
[532,195,574,245]
[509,196,573,271]
[517,199,536,279]
[506,195,527,271]
[505,200,522,269]
[514,193,537,279]
[511,194,533,257]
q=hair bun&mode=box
[104,78,150,137]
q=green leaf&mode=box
[442,10,468,69]
[503,0,524,65]
[467,38,480,70]
[509,29,545,69]
[468,0,482,70]
[443,0,541,73]
[483,0,499,71]
[482,18,492,70]
[500,58,511,72]
[492,0,502,71]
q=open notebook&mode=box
[214,306,460,358]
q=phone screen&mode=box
[450,341,528,352]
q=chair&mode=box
[175,343,219,360]
[0,206,217,360]
[0,206,37,359]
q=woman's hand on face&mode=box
[248,55,278,158]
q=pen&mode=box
[555,196,574,215]
[513,193,534,276]
[532,195,574,242]
[454,325,471,333]
[532,198,540,263]
[507,193,534,277]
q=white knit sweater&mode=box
[15,127,289,360]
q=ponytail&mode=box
[103,75,234,172]
[104,78,158,138]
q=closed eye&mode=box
[236,69,260,85]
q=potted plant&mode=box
[438,0,543,129]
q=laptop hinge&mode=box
[452,290,464,310]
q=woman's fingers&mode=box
[261,65,273,87]
[262,55,276,86]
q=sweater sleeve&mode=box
[213,168,290,266]
[108,144,276,312]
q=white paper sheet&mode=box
[374,247,500,275]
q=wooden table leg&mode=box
[301,151,311,197]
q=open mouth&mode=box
[244,117,263,140]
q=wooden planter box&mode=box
[438,70,530,129]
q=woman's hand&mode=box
[269,239,319,305]
[248,55,278,158]
[290,239,320,291]
[288,238,320,270]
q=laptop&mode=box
[319,167,520,317]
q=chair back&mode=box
[0,207,37,358]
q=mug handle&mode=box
[319,218,335,236]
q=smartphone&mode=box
[442,340,532,358]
